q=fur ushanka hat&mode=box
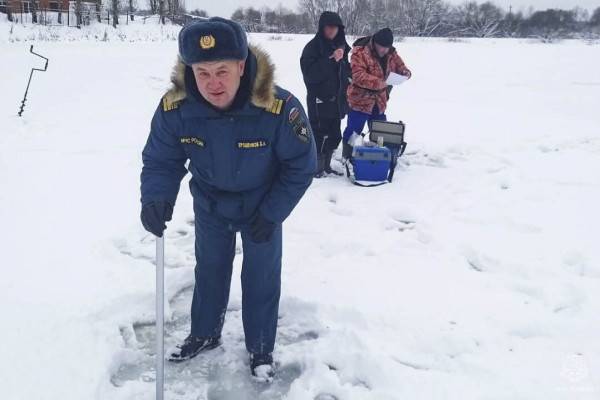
[178,17,248,65]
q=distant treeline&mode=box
[225,0,600,40]
[3,0,599,40]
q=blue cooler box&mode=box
[352,146,391,181]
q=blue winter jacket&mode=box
[141,46,317,224]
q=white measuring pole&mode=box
[156,235,165,400]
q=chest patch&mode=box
[237,139,269,149]
[180,137,205,147]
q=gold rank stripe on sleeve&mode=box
[265,99,284,115]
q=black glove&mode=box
[249,212,276,243]
[141,202,173,237]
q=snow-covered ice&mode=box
[1,21,600,400]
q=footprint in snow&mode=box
[327,195,353,216]
[400,150,447,168]
[315,394,338,400]
[385,215,417,232]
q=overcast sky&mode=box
[186,0,598,18]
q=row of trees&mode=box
[3,0,599,39]
[148,0,187,24]
[229,1,600,39]
[2,0,187,27]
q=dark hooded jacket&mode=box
[300,12,351,119]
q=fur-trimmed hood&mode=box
[163,44,276,110]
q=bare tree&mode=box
[298,0,320,29]
[112,0,119,26]
[7,6,14,22]
[297,0,368,34]
[165,0,170,19]
[501,9,524,37]
[158,0,165,23]
[591,7,600,26]
[30,0,39,23]
[363,0,389,34]
[190,9,208,17]
[128,0,136,21]
[288,0,593,39]
[449,1,503,37]
[94,0,100,23]
[231,7,262,31]
[399,0,447,36]
[75,0,83,27]
[572,6,589,24]
[338,0,369,35]
[148,0,158,14]
[167,0,185,21]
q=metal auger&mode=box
[18,45,49,117]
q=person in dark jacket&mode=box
[140,17,316,380]
[300,11,350,177]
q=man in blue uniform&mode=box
[139,17,316,380]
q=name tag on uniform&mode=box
[180,137,205,147]
[237,139,269,149]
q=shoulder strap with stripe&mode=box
[265,98,285,115]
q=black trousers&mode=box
[307,95,342,155]
[311,117,342,155]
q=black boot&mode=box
[250,352,275,381]
[324,151,343,176]
[168,334,221,363]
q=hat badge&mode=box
[199,35,216,49]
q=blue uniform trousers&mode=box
[190,200,282,355]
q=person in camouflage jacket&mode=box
[342,28,411,158]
